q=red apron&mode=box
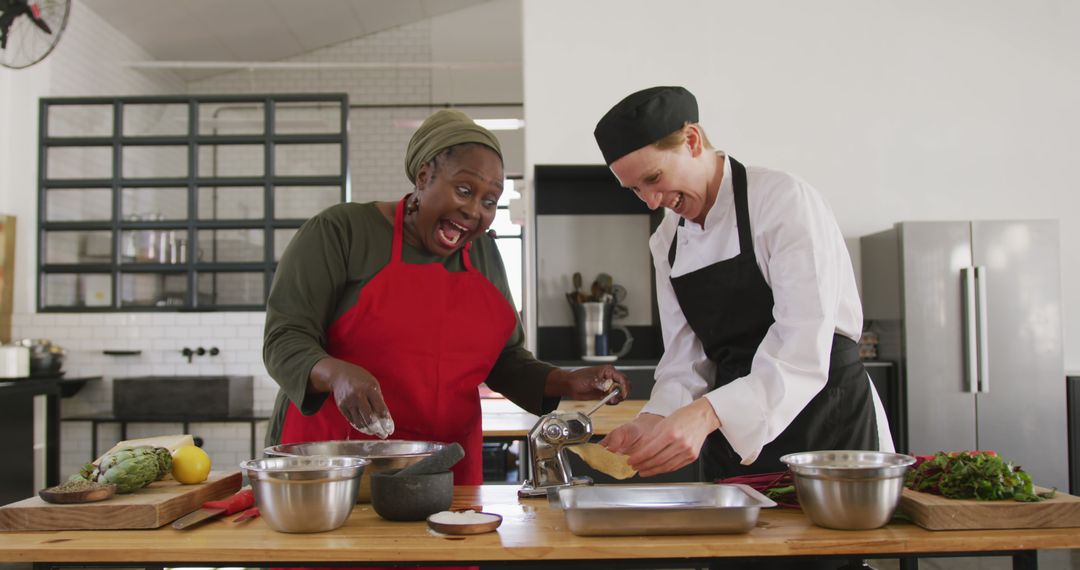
[280,196,516,486]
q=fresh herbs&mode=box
[47,479,112,493]
[904,451,1056,502]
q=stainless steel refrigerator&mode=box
[861,220,1068,492]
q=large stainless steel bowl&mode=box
[241,456,368,533]
[780,450,916,530]
[264,440,445,503]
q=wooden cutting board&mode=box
[0,470,241,531]
[900,486,1080,530]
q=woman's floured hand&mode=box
[311,357,395,439]
[560,365,631,402]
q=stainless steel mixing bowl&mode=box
[241,456,368,533]
[263,440,445,503]
[780,450,916,530]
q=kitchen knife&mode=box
[172,488,254,530]
[231,506,260,523]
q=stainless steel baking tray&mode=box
[552,483,776,536]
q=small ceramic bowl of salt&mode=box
[427,510,502,535]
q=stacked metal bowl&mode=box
[241,456,369,533]
[264,440,446,503]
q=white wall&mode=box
[523,0,1080,370]
[536,215,653,327]
[0,0,236,478]
[0,61,51,316]
[0,0,525,481]
[191,0,523,199]
[1,0,184,316]
[431,0,522,104]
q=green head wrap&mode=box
[404,109,503,184]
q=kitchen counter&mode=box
[0,485,1077,567]
[481,398,644,439]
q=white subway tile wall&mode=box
[188,18,437,204]
[12,311,272,479]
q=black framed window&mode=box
[38,94,349,311]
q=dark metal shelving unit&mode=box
[37,93,350,312]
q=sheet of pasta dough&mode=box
[567,443,638,480]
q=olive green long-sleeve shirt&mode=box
[263,202,557,447]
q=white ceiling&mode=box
[84,0,491,74]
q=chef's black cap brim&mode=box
[593,86,698,165]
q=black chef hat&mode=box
[593,86,698,165]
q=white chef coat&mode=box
[642,153,893,464]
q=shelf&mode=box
[535,164,655,215]
[59,376,101,398]
[38,94,350,312]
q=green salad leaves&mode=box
[904,451,1056,502]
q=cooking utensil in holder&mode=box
[571,301,633,360]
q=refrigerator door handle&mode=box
[961,267,979,394]
[975,265,990,393]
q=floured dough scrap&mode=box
[568,443,638,480]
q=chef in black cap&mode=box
[596,86,893,481]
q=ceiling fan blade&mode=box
[0,14,12,49]
[1,0,70,69]
[30,17,51,34]
[28,3,52,34]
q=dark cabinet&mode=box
[0,378,61,505]
[865,361,905,453]
[1069,376,1079,495]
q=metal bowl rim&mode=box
[241,455,369,473]
[780,450,916,469]
[263,440,446,460]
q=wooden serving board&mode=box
[0,471,241,531]
[900,486,1080,530]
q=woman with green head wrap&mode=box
[263,109,630,486]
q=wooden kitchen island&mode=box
[1,485,1077,569]
[481,398,646,439]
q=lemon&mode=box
[171,445,211,484]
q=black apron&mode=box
[667,156,877,480]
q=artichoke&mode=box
[79,446,172,493]
[150,447,173,479]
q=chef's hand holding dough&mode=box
[601,400,719,477]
